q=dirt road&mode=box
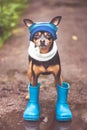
[0,0,87,129]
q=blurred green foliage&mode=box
[0,0,29,47]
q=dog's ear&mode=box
[50,16,62,27]
[23,19,34,27]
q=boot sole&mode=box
[23,115,40,121]
[56,116,72,122]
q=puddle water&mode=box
[0,104,87,130]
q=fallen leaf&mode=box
[72,35,78,41]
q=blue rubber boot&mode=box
[56,82,72,121]
[23,83,40,121]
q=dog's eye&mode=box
[47,37,51,40]
[44,32,52,40]
[46,35,52,40]
[34,35,39,40]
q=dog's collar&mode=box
[28,41,58,61]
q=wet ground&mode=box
[0,103,87,130]
[0,0,87,129]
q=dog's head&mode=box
[23,16,62,53]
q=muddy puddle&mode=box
[0,104,87,130]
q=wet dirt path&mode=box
[0,0,87,129]
[0,104,87,130]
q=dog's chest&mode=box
[29,52,60,76]
[33,63,60,76]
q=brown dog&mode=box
[23,16,62,99]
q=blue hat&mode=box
[29,22,58,40]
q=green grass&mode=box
[0,0,29,48]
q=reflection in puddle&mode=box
[0,104,87,130]
[23,120,72,130]
[24,121,40,130]
[55,121,72,130]
[23,118,87,130]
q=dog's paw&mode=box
[25,93,30,100]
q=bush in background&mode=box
[0,0,29,47]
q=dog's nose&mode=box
[40,40,45,45]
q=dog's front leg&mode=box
[54,66,63,86]
[27,60,38,86]
[47,65,62,86]
[55,74,63,86]
[26,62,39,100]
[31,74,38,86]
[27,68,38,86]
[24,62,40,121]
